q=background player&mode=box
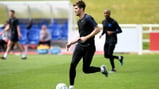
[0,10,27,60]
[99,9,124,73]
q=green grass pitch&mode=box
[0,54,159,89]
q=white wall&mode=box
[69,24,143,54]
[95,25,142,54]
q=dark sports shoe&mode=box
[22,57,27,60]
[101,65,108,77]
[119,56,124,66]
[1,57,6,60]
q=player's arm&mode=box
[80,16,100,42]
[17,25,22,38]
[16,19,22,38]
[66,36,80,51]
[80,26,100,42]
[107,22,122,36]
[99,30,105,38]
[111,22,122,34]
[115,24,122,34]
[0,24,9,35]
[99,22,105,38]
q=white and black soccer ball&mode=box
[55,83,68,89]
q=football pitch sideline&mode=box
[0,54,159,89]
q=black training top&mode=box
[77,14,97,46]
[8,17,19,40]
[101,17,122,43]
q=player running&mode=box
[66,1,108,89]
[99,9,124,73]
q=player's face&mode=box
[104,10,110,19]
[74,5,81,16]
[9,11,14,18]
[42,26,47,30]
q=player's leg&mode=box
[83,45,108,77]
[104,43,109,58]
[23,44,28,54]
[82,45,100,73]
[105,43,116,72]
[112,55,124,66]
[15,42,27,59]
[2,40,14,59]
[118,56,124,66]
[111,44,124,66]
[69,45,83,88]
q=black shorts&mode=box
[10,35,18,42]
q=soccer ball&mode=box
[55,83,68,89]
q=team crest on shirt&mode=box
[108,23,112,27]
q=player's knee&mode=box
[82,67,89,73]
[83,69,88,73]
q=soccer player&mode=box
[99,9,124,73]
[0,10,27,60]
[66,1,108,89]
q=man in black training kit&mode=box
[0,10,27,59]
[66,1,108,89]
[99,9,124,73]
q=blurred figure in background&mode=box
[22,19,33,54]
[0,30,10,52]
[99,9,124,73]
[0,21,9,52]
[0,10,27,59]
[39,25,51,47]
[26,19,32,30]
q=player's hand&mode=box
[66,42,72,51]
[40,40,45,42]
[99,35,102,39]
[18,34,22,39]
[107,31,113,35]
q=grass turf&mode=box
[0,54,159,89]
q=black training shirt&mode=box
[8,17,19,38]
[101,18,122,43]
[77,14,97,45]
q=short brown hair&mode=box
[73,0,86,10]
[10,10,15,14]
